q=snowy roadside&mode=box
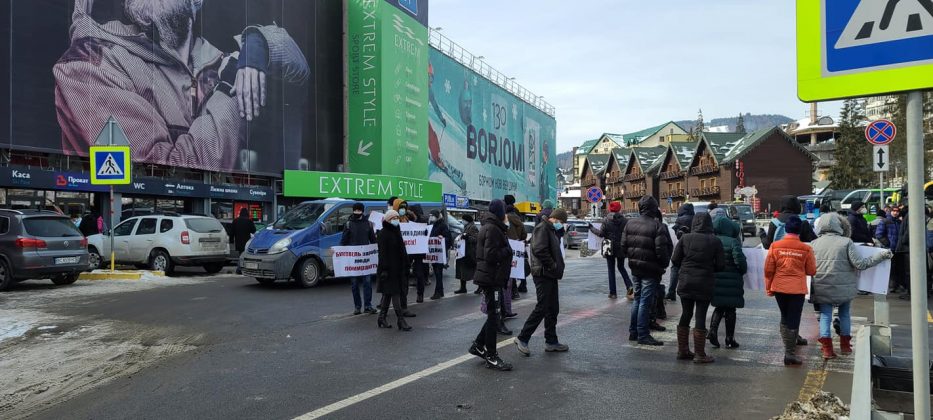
[0,273,226,419]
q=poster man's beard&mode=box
[125,0,202,50]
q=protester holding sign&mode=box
[376,210,412,332]
[470,199,514,371]
[454,214,478,294]
[764,217,816,366]
[515,208,569,357]
[341,202,378,315]
[429,209,454,300]
[589,201,632,300]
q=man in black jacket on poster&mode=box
[341,202,378,315]
[621,196,672,346]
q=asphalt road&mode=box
[6,250,861,420]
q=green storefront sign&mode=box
[283,170,442,202]
[346,0,429,179]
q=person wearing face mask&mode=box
[429,209,453,299]
[847,201,873,244]
[376,210,412,331]
[876,205,906,293]
[341,202,378,315]
[387,197,398,213]
[390,198,417,316]
[515,208,570,356]
[470,199,514,371]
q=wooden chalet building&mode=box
[580,154,610,213]
[657,142,698,213]
[621,147,666,212]
[603,148,631,202]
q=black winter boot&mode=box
[395,309,412,331]
[724,310,739,349]
[707,308,723,349]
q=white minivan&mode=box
[105,214,229,274]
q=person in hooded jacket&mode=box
[589,201,633,300]
[429,209,453,300]
[671,213,725,363]
[620,196,672,346]
[341,202,378,315]
[470,199,514,371]
[708,216,748,350]
[876,205,907,294]
[761,196,817,249]
[813,203,851,237]
[376,210,412,331]
[536,200,555,226]
[811,214,892,359]
[764,217,817,366]
[503,195,527,303]
[455,214,479,294]
[666,203,695,301]
[847,201,874,244]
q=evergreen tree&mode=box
[830,99,872,189]
[735,113,746,134]
[690,108,705,140]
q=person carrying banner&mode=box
[342,202,378,315]
[764,217,816,366]
[470,199,513,371]
[515,208,569,356]
[589,201,633,300]
[376,210,412,331]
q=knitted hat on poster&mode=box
[609,201,622,213]
[785,216,803,235]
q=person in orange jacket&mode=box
[764,217,816,366]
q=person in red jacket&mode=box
[764,217,817,366]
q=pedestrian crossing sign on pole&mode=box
[797,0,933,102]
[90,146,131,185]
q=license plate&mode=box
[55,256,80,265]
[243,262,259,270]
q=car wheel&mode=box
[88,247,102,271]
[51,273,79,285]
[296,258,321,288]
[0,259,12,291]
[203,263,224,274]
[149,250,174,275]
[256,278,276,286]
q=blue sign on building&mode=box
[443,193,457,208]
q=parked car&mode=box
[241,199,442,287]
[0,209,90,291]
[106,214,229,275]
[563,220,589,249]
[691,202,757,237]
[86,232,111,270]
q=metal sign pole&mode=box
[108,120,115,273]
[906,90,929,419]
[875,171,889,326]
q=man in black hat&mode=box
[341,202,378,315]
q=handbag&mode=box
[601,238,614,257]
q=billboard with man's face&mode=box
[0,0,344,176]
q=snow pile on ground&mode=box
[772,392,850,420]
[0,309,45,344]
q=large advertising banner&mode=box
[428,49,558,203]
[0,0,344,176]
[347,0,430,179]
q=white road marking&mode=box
[293,338,513,420]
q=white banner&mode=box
[742,245,892,294]
[456,238,466,260]
[588,223,601,252]
[425,237,448,264]
[510,239,526,279]
[332,244,379,278]
[400,222,429,254]
[369,211,385,232]
[668,224,679,249]
[743,247,767,291]
[560,238,565,260]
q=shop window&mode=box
[113,219,137,237]
[160,219,174,233]
[136,218,157,235]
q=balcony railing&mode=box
[689,165,720,176]
[660,189,686,199]
[623,173,646,182]
[691,186,721,197]
[624,190,647,199]
[605,174,624,184]
[659,170,684,180]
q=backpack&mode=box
[772,218,787,242]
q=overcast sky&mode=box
[430,0,842,153]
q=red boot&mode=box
[818,337,837,359]
[840,335,853,355]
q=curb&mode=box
[79,270,165,281]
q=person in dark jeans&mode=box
[469,199,513,371]
[620,196,672,346]
[667,203,695,301]
[429,209,453,300]
[408,204,429,303]
[589,201,632,300]
[341,202,378,315]
[515,208,569,356]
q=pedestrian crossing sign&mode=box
[797,0,933,102]
[90,146,131,185]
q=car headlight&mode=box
[268,237,292,255]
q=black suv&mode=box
[0,210,90,291]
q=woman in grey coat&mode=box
[811,214,892,359]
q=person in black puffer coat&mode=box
[376,210,411,331]
[847,200,873,244]
[589,201,633,300]
[470,199,514,371]
[761,195,817,249]
[620,196,673,346]
[666,203,695,301]
[671,213,725,363]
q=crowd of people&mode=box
[342,192,916,371]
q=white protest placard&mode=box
[425,237,447,264]
[743,247,767,291]
[456,237,466,260]
[369,211,385,232]
[509,239,526,279]
[855,246,891,295]
[668,224,679,249]
[588,223,602,252]
[560,238,565,260]
[332,244,379,278]
[400,222,429,254]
